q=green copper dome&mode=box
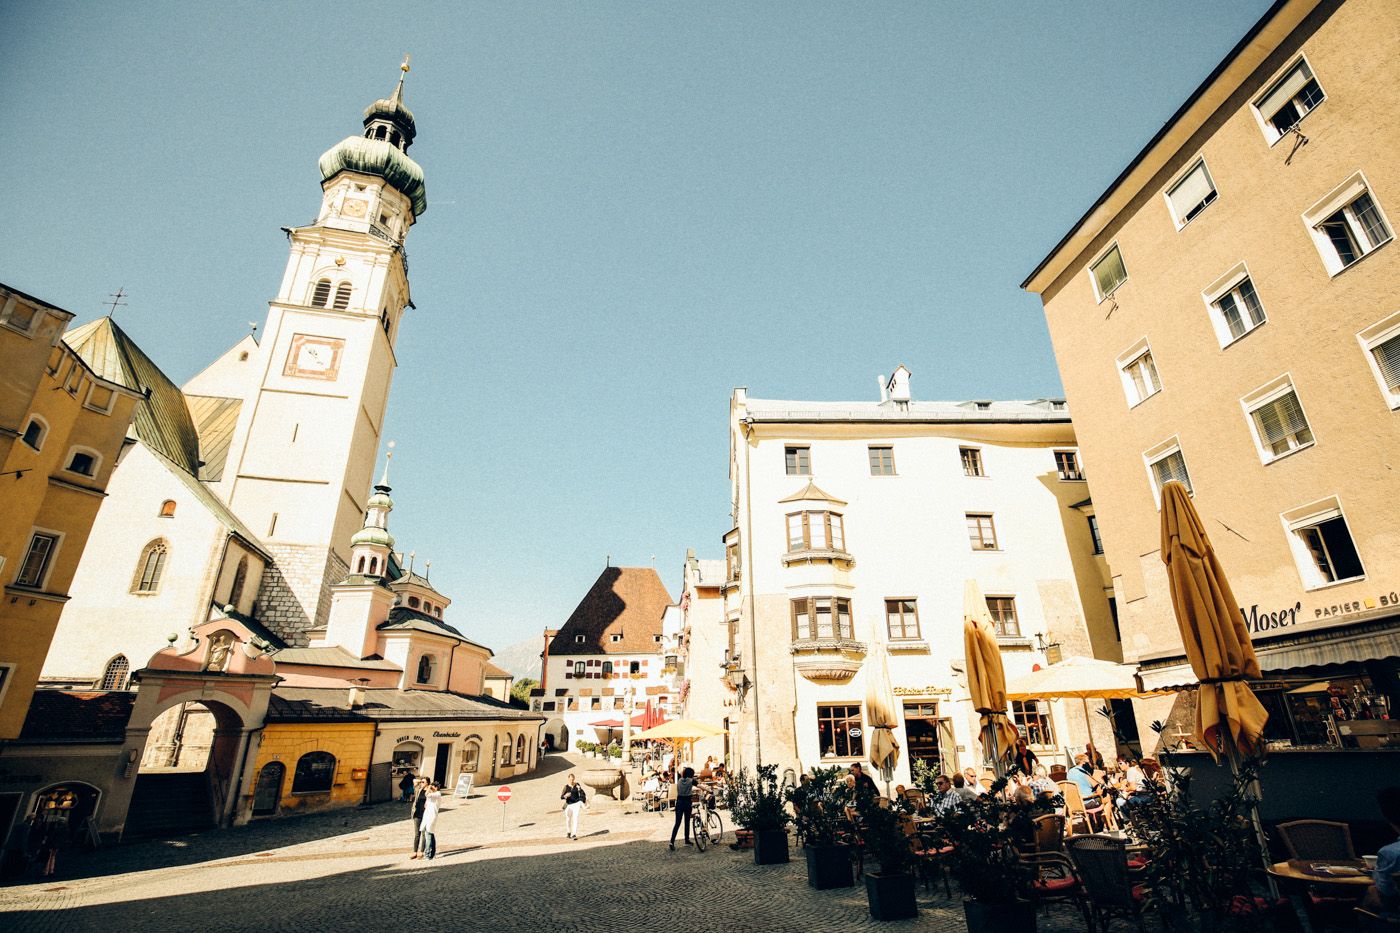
[350,525,395,549]
[319,137,427,218]
[367,490,394,510]
[364,97,416,144]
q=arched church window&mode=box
[22,416,47,451]
[131,539,169,594]
[516,734,527,763]
[408,596,420,609]
[501,734,513,765]
[98,655,130,691]
[291,752,336,794]
[434,607,443,619]
[375,126,387,140]
[333,283,352,310]
[369,557,379,575]
[356,556,366,574]
[228,556,249,609]
[416,655,435,684]
[390,130,401,147]
[311,279,332,307]
[159,500,176,517]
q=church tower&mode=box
[221,60,428,643]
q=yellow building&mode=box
[0,284,143,739]
[1023,0,1400,752]
[247,721,377,817]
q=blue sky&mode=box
[2,1,1271,653]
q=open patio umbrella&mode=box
[1004,655,1175,754]
[1160,480,1273,893]
[633,719,727,775]
[865,634,901,796]
[964,580,1018,777]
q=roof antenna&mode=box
[104,287,128,320]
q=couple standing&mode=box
[409,776,444,860]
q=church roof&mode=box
[483,662,512,680]
[272,645,400,671]
[186,394,241,482]
[548,567,672,657]
[66,317,202,476]
[319,137,427,217]
[215,606,288,649]
[266,687,542,723]
[20,690,136,744]
[379,607,490,652]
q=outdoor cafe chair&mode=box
[1066,835,1148,933]
[1057,781,1107,835]
[1031,813,1067,853]
[1276,819,1356,861]
[905,824,953,898]
[1022,851,1091,927]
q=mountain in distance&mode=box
[490,635,544,681]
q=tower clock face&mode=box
[283,334,345,381]
[341,198,368,218]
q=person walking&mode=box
[561,773,587,840]
[398,771,414,802]
[669,766,696,851]
[409,777,429,859]
[417,782,442,860]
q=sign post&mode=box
[497,785,512,831]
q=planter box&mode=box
[963,899,1035,933]
[753,827,789,865]
[733,829,754,849]
[866,871,918,921]
[804,844,854,889]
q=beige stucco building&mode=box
[721,370,1121,785]
[1023,0,1400,750]
[0,284,143,740]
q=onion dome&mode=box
[318,57,427,217]
[351,525,395,549]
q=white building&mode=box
[673,551,729,766]
[717,369,1122,786]
[536,566,673,752]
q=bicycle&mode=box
[690,788,724,851]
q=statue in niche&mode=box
[205,631,236,672]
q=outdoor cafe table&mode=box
[1267,859,1373,888]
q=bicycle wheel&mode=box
[692,815,708,852]
[705,809,724,845]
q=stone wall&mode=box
[256,545,349,646]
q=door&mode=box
[936,718,960,774]
[433,743,451,785]
[252,762,285,816]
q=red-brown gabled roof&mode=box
[549,566,672,656]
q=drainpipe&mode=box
[740,416,762,766]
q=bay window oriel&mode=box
[791,596,854,641]
[785,510,845,552]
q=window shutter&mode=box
[1168,163,1214,219]
[1257,61,1312,119]
[1373,334,1400,393]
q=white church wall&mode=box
[182,335,258,399]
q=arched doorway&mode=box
[544,718,569,752]
[251,761,285,817]
[125,698,248,837]
[30,783,101,847]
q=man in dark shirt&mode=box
[849,763,879,799]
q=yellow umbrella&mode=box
[1159,481,1267,758]
[632,720,728,774]
[1005,655,1176,753]
[964,580,1018,775]
[865,634,900,793]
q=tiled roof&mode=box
[379,607,491,653]
[483,662,513,680]
[266,687,542,723]
[272,646,400,670]
[66,317,202,474]
[548,567,672,657]
[743,397,1070,424]
[186,394,241,482]
[20,690,136,743]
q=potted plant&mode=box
[937,779,1037,932]
[730,765,791,864]
[786,767,855,889]
[857,793,919,920]
[722,775,755,849]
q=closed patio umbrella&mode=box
[964,580,1018,777]
[865,634,900,796]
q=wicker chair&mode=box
[1049,764,1069,782]
[1276,819,1356,861]
[1023,851,1091,927]
[1032,813,1067,853]
[1058,780,1107,834]
[1066,834,1147,933]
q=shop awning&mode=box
[1136,615,1400,692]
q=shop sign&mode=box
[432,731,461,738]
[395,734,427,744]
[1240,587,1400,636]
[892,686,952,697]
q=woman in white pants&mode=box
[560,773,587,840]
[418,782,442,860]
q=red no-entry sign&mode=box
[497,785,512,803]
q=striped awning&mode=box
[1136,614,1400,692]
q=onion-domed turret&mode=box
[318,57,427,218]
[347,446,398,579]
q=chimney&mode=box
[887,365,912,405]
[877,375,888,402]
[348,685,366,708]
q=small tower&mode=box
[348,448,396,578]
[319,447,400,658]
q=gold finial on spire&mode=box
[390,54,411,106]
[378,440,395,487]
[401,53,411,73]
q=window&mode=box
[1090,244,1128,300]
[1010,700,1055,746]
[1,295,39,333]
[1054,450,1083,481]
[311,279,332,307]
[629,660,641,674]
[98,655,130,691]
[1087,515,1103,555]
[502,735,516,765]
[609,633,622,643]
[516,734,527,762]
[1359,311,1400,409]
[65,449,98,477]
[590,697,601,710]
[726,538,741,582]
[966,513,998,551]
[1117,339,1162,407]
[791,596,854,641]
[785,446,811,476]
[653,634,662,643]
[85,384,115,414]
[1253,57,1325,143]
[356,556,366,573]
[1165,159,1218,227]
[1284,498,1364,589]
[960,447,984,477]
[131,539,168,594]
[228,556,249,609]
[1304,174,1393,274]
[21,417,46,451]
[291,752,336,794]
[369,557,379,575]
[868,446,895,476]
[1204,267,1268,345]
[817,704,864,758]
[574,661,585,676]
[785,511,846,552]
[408,596,420,609]
[159,500,177,517]
[986,596,1020,637]
[1145,438,1192,499]
[885,599,920,640]
[65,365,83,395]
[16,532,59,588]
[333,282,352,310]
[462,742,480,772]
[1242,377,1314,461]
[602,661,613,675]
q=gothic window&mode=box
[159,500,176,518]
[291,751,336,794]
[98,655,130,691]
[333,283,351,310]
[132,539,169,594]
[417,655,435,684]
[311,279,332,307]
[228,556,249,609]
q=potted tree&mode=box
[787,767,855,889]
[721,775,755,849]
[857,793,919,920]
[730,765,791,864]
[937,780,1037,932]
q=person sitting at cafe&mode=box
[932,774,961,816]
[698,756,715,780]
[951,773,980,804]
[1362,786,1400,917]
[1029,764,1057,798]
[1007,737,1038,777]
[962,767,986,794]
[849,763,879,799]
[1070,753,1104,810]
[1084,742,1106,771]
